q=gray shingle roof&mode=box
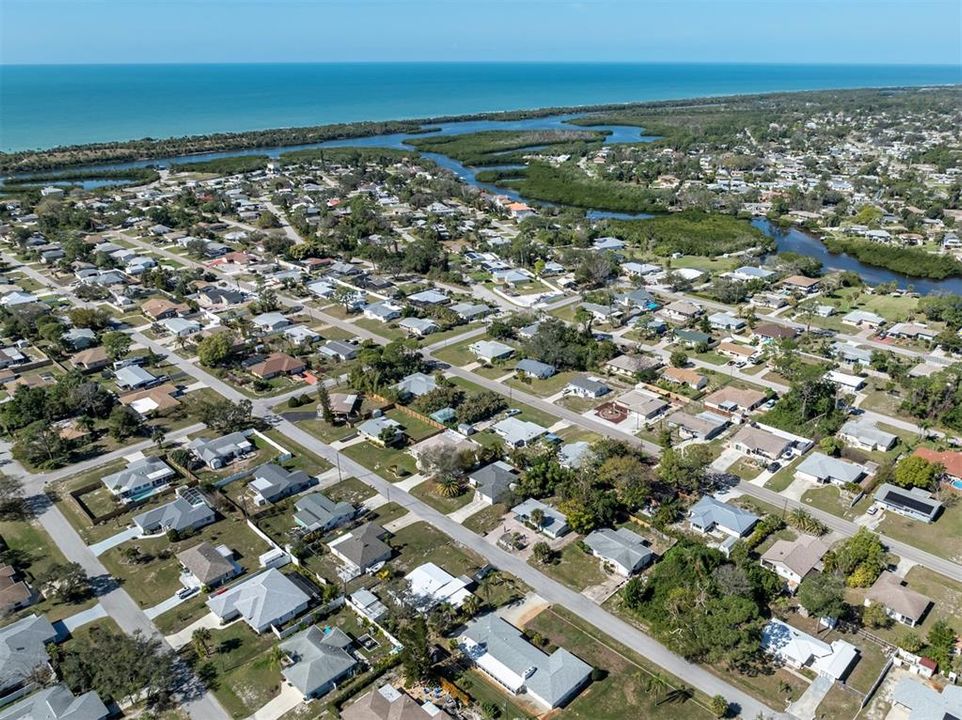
[0,613,57,692]
[133,488,214,533]
[206,569,310,632]
[101,456,175,494]
[795,453,866,485]
[688,496,759,536]
[280,626,357,697]
[460,613,591,708]
[583,527,653,574]
[0,684,108,720]
[294,493,355,532]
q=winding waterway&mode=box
[7,114,959,295]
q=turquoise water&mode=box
[2,62,960,151]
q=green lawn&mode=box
[525,607,715,720]
[728,457,763,482]
[204,623,282,719]
[385,408,439,442]
[0,519,97,623]
[876,500,962,564]
[341,440,418,479]
[324,477,376,505]
[534,542,608,591]
[100,518,271,609]
[764,456,804,492]
[299,417,356,444]
[432,338,482,367]
[409,481,474,514]
[154,595,210,635]
[389,522,482,576]
[504,370,578,397]
[800,485,871,522]
[463,503,509,535]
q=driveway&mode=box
[166,611,228,650]
[447,495,489,523]
[788,674,833,720]
[145,591,191,620]
[89,526,142,556]
[56,602,108,634]
[248,682,303,720]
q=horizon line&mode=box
[3,59,961,69]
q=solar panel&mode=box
[884,490,935,515]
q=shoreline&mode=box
[4,83,960,174]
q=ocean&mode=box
[1,62,960,152]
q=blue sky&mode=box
[2,0,960,65]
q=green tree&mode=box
[398,617,432,684]
[862,602,892,629]
[196,332,234,367]
[709,695,729,718]
[926,619,957,669]
[101,331,132,361]
[893,455,941,490]
[669,350,689,368]
[108,405,143,441]
[38,562,90,603]
[798,572,846,620]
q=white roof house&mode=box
[795,453,868,487]
[403,562,473,611]
[761,619,858,680]
[469,340,515,362]
[492,417,546,447]
[459,614,592,709]
[206,568,311,633]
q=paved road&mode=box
[122,337,783,718]
[735,482,962,583]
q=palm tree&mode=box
[460,594,482,619]
[265,644,285,671]
[192,627,212,658]
[434,474,464,499]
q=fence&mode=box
[271,596,345,639]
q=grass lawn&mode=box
[452,669,536,720]
[505,370,578,398]
[385,408,439,442]
[342,440,418,480]
[409,482,474,514]
[324,477,376,505]
[433,337,482,367]
[534,542,607,591]
[420,321,483,347]
[367,501,408,527]
[262,429,333,475]
[100,517,271,609]
[525,607,715,720]
[511,401,563,429]
[389,522,482,576]
[728,457,763,481]
[353,317,406,340]
[876,500,962,564]
[800,485,871,522]
[764,456,804,492]
[463,503,509,535]
[299,417,355,444]
[0,519,98,623]
[204,623,282,719]
[154,595,210,635]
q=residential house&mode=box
[62,328,97,351]
[328,523,392,577]
[825,370,866,392]
[407,290,449,306]
[403,562,473,611]
[673,328,714,348]
[688,496,759,538]
[0,565,35,616]
[468,461,518,505]
[280,626,357,699]
[662,366,708,390]
[708,312,746,332]
[363,302,402,323]
[564,376,610,399]
[458,613,592,709]
[197,286,248,309]
[70,346,110,373]
[342,684,452,720]
[0,684,109,720]
[886,322,938,343]
[913,447,962,485]
[0,614,58,694]
[119,383,181,418]
[189,431,254,469]
[874,483,942,523]
[357,416,403,446]
[393,372,437,399]
[729,266,775,282]
[252,312,291,334]
[839,419,898,452]
[469,340,515,363]
[718,341,762,365]
[283,325,321,346]
[729,424,796,462]
[101,456,176,501]
[781,275,821,294]
[177,542,241,589]
[760,534,831,590]
[206,568,312,633]
[293,493,355,534]
[249,463,317,506]
[323,392,360,422]
[450,302,492,322]
[513,498,569,538]
[347,589,388,625]
[515,358,555,379]
[410,430,479,471]
[842,310,886,329]
[890,676,962,718]
[142,298,189,321]
[614,390,670,424]
[864,572,932,627]
[398,317,439,337]
[660,300,703,323]
[605,353,661,378]
[795,453,868,487]
[704,386,768,417]
[161,317,202,337]
[133,486,215,535]
[753,323,798,343]
[761,620,858,680]
[492,417,546,447]
[114,365,159,391]
[665,409,729,441]
[583,527,654,576]
[318,340,358,362]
